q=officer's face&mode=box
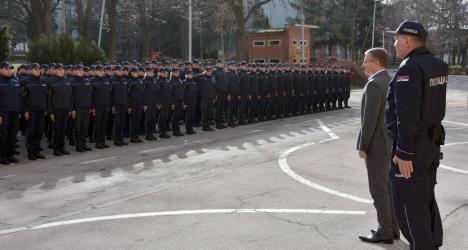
[394,34,410,59]
[0,68,12,77]
[56,69,65,77]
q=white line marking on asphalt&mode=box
[0,208,366,235]
[137,146,176,154]
[439,164,468,174]
[442,141,468,147]
[316,119,340,140]
[443,120,468,126]
[79,157,116,165]
[0,174,15,179]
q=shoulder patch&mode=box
[397,75,410,82]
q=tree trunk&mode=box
[29,0,55,38]
[107,0,118,60]
[76,0,93,42]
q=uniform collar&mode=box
[405,46,430,59]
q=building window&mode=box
[268,40,281,46]
[299,40,308,46]
[292,40,298,46]
[253,58,265,63]
[269,58,280,63]
[253,40,265,47]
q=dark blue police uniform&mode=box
[386,21,447,250]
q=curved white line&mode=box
[279,144,373,204]
[440,164,468,174]
[443,120,468,126]
[442,141,468,147]
[0,208,366,235]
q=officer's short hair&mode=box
[365,47,388,68]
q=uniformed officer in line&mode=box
[275,64,285,119]
[226,62,240,127]
[170,67,185,137]
[386,21,447,250]
[191,60,202,127]
[127,67,145,143]
[183,70,197,135]
[310,65,320,112]
[157,68,172,139]
[344,67,352,108]
[105,66,115,141]
[257,64,269,122]
[194,66,216,131]
[284,65,294,117]
[0,62,22,165]
[71,65,93,152]
[91,65,111,149]
[110,65,129,146]
[248,64,260,123]
[267,64,278,120]
[143,67,159,141]
[238,62,250,125]
[213,59,228,129]
[21,63,48,160]
[48,63,73,156]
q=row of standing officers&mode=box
[0,61,351,165]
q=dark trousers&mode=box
[267,96,276,118]
[365,154,399,238]
[215,94,227,125]
[227,99,238,125]
[26,110,45,154]
[145,105,158,136]
[248,97,258,121]
[52,109,70,150]
[94,106,109,144]
[106,110,114,138]
[201,98,213,128]
[172,101,183,132]
[0,111,19,158]
[185,102,196,132]
[258,96,267,120]
[113,104,126,142]
[238,96,249,123]
[74,108,91,147]
[159,105,170,135]
[88,114,95,141]
[130,106,143,139]
[390,137,443,250]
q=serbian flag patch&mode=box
[397,75,410,82]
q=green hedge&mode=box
[449,65,468,75]
[0,25,11,62]
[27,34,106,65]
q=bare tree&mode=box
[75,0,94,42]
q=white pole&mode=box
[188,0,192,62]
[98,0,106,47]
[382,29,385,48]
[301,0,305,64]
[371,0,377,48]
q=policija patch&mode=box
[429,76,448,87]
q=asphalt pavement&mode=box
[0,76,467,250]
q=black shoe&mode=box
[145,135,157,141]
[61,149,71,155]
[173,131,184,137]
[202,127,213,132]
[121,140,129,146]
[130,138,143,143]
[95,144,105,149]
[76,146,86,153]
[159,133,170,139]
[106,136,114,140]
[371,229,400,240]
[103,143,110,148]
[193,122,201,127]
[216,124,227,129]
[359,231,394,244]
[1,158,10,165]
[39,146,44,151]
[14,150,20,155]
[34,152,46,159]
[28,153,37,161]
[114,141,123,147]
[69,140,76,146]
[83,145,93,151]
[239,120,247,125]
[7,156,19,163]
[89,138,95,143]
[53,150,63,156]
[186,130,197,135]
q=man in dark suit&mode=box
[357,48,399,244]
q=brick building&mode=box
[246,24,318,64]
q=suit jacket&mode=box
[357,70,391,156]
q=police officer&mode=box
[238,62,250,125]
[194,66,216,131]
[213,60,228,129]
[71,65,93,152]
[157,68,172,138]
[110,65,129,146]
[183,70,197,135]
[143,67,159,141]
[170,68,185,137]
[91,66,111,149]
[226,63,240,127]
[248,64,260,123]
[0,62,22,164]
[48,64,73,156]
[127,67,145,143]
[21,63,47,160]
[386,21,446,250]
